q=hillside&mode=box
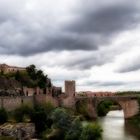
[0,65,51,96]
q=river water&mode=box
[98,110,140,140]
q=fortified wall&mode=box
[0,83,62,111]
[0,94,59,111]
[0,80,139,120]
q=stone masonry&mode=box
[65,80,75,97]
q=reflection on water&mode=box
[98,110,140,140]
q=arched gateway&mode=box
[75,96,139,119]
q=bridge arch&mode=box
[94,97,139,119]
[96,99,123,117]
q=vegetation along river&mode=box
[98,110,140,140]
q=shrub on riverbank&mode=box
[0,108,8,124]
[80,123,102,140]
[14,105,33,122]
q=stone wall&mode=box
[23,87,44,96]
[34,94,59,107]
[61,96,76,109]
[0,94,59,111]
[0,96,34,111]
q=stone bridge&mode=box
[75,96,139,119]
[63,81,139,119]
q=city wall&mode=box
[0,94,59,111]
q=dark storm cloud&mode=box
[44,34,97,51]
[68,4,140,35]
[0,1,140,57]
[36,3,140,54]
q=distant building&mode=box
[77,91,116,97]
[0,64,26,74]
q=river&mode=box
[98,110,140,140]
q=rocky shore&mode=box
[0,123,35,140]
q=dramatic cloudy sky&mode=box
[0,0,140,91]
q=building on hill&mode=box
[76,91,116,97]
[0,64,26,74]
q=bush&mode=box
[80,123,102,140]
[14,105,33,122]
[0,108,8,124]
[51,108,72,131]
[65,117,82,140]
[42,128,63,140]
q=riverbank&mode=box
[126,114,140,129]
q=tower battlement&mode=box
[65,80,75,97]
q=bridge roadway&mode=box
[75,96,138,101]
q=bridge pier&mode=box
[119,100,139,119]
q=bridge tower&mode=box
[65,80,75,97]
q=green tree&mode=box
[26,65,47,88]
[26,64,37,80]
[31,103,54,134]
[38,75,47,89]
[36,70,43,78]
[36,70,47,88]
[15,71,20,81]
